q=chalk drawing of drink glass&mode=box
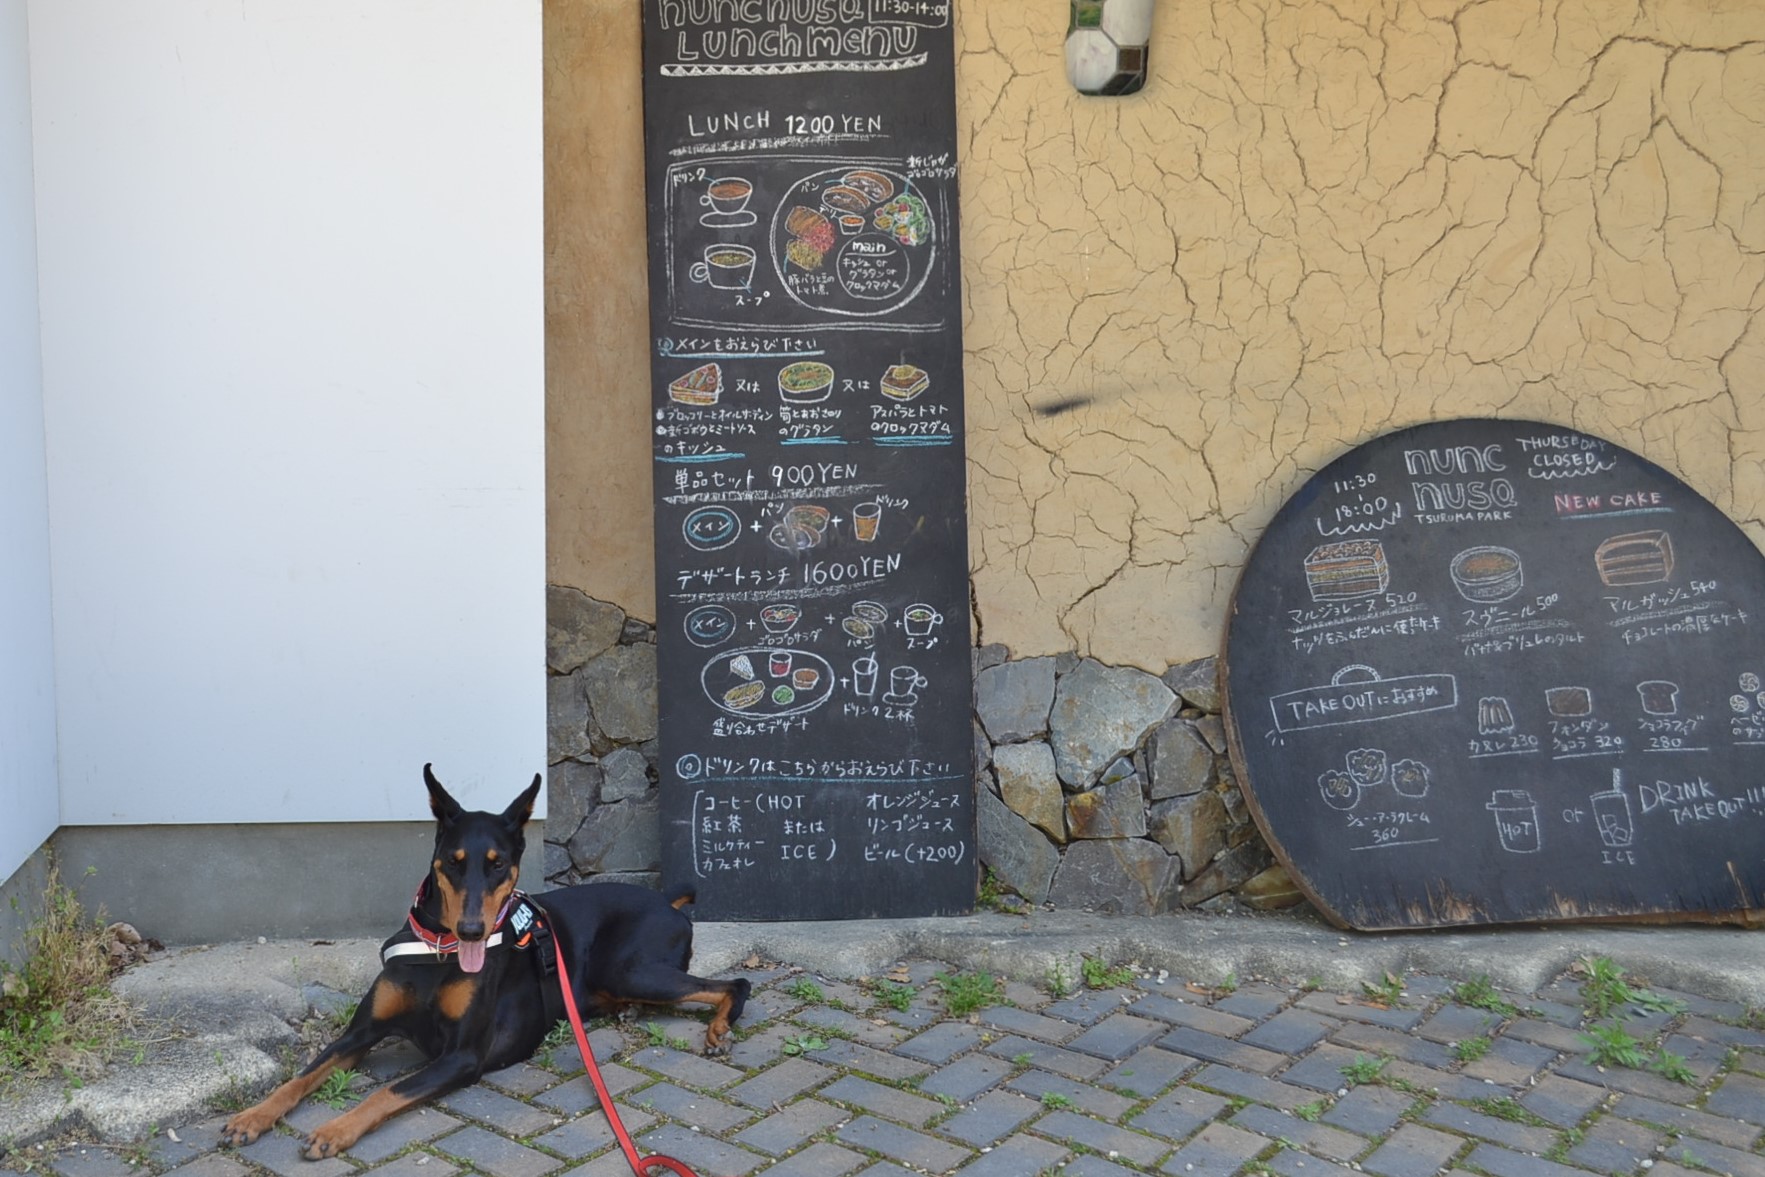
[1487,790,1543,853]
[1591,772,1634,848]
[852,501,882,542]
[1636,680,1679,716]
[689,243,757,292]
[884,666,928,706]
[903,603,943,637]
[851,656,879,698]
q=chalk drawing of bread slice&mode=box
[1595,530,1674,587]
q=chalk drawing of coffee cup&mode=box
[1637,680,1679,716]
[1487,790,1542,853]
[885,666,928,705]
[852,656,879,698]
[903,604,942,637]
[1545,686,1592,718]
[689,243,756,291]
[701,176,753,217]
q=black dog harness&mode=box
[380,882,564,1024]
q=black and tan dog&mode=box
[223,765,749,1159]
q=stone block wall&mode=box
[544,586,663,889]
[546,585,1307,915]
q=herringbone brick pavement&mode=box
[13,957,1765,1177]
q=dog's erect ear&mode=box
[424,763,464,826]
[502,774,542,829]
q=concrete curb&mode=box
[692,909,1765,1006]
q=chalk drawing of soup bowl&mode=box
[683,505,740,551]
[702,647,834,719]
[684,605,736,648]
[760,602,802,635]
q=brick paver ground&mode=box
[10,958,1765,1177]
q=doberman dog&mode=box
[222,765,749,1159]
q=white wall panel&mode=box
[0,0,58,877]
[31,2,545,823]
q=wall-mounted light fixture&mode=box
[1065,0,1156,95]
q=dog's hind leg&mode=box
[612,964,751,1054]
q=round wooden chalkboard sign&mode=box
[1223,419,1765,930]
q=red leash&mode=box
[550,928,699,1177]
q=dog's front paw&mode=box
[303,1120,359,1160]
[222,1106,277,1147]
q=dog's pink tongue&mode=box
[457,938,487,974]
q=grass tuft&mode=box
[0,862,138,1087]
[1081,956,1137,990]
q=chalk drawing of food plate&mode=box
[684,605,737,649]
[770,165,937,319]
[1269,664,1459,733]
[683,505,741,552]
[703,647,835,719]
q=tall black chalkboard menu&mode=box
[1224,419,1765,931]
[641,1,972,919]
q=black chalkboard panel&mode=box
[640,2,973,920]
[1223,419,1765,930]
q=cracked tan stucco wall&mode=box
[548,0,1765,673]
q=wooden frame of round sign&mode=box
[1223,419,1765,931]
